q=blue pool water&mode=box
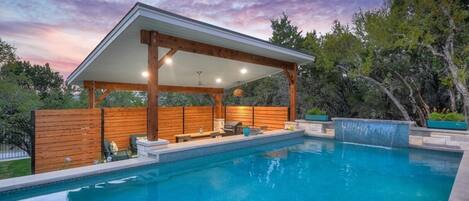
[0,137,462,201]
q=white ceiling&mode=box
[68,3,314,89]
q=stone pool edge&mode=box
[0,129,303,193]
[449,150,469,201]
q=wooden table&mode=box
[174,131,223,143]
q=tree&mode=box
[270,13,305,50]
[0,38,16,66]
[369,0,469,123]
[0,79,41,155]
[324,21,413,120]
[1,61,64,101]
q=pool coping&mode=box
[332,117,414,125]
[0,157,157,193]
[0,129,303,193]
[151,129,303,156]
[449,150,469,201]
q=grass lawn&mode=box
[0,158,31,179]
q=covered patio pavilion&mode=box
[67,3,314,147]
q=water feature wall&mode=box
[333,118,412,148]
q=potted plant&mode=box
[427,111,468,130]
[305,107,329,121]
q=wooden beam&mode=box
[95,89,112,106]
[147,31,159,141]
[158,48,177,68]
[87,81,96,109]
[83,81,224,94]
[212,94,223,118]
[141,30,294,69]
[285,64,297,121]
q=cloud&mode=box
[0,0,383,77]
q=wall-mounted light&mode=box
[141,71,149,78]
[240,68,247,74]
[215,78,222,83]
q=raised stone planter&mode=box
[137,139,169,157]
[284,121,298,130]
[296,120,334,137]
[214,118,225,132]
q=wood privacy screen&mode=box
[33,106,287,173]
[103,106,212,147]
[34,109,102,174]
[225,106,289,130]
[184,106,213,133]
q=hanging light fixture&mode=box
[233,81,244,97]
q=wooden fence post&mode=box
[182,106,185,134]
[212,106,215,131]
[101,108,105,160]
[252,106,255,127]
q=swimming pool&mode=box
[0,137,462,201]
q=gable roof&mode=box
[67,3,314,88]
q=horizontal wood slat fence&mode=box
[225,106,289,130]
[33,106,287,173]
[34,109,102,174]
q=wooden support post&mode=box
[88,81,96,109]
[213,94,223,119]
[147,31,159,141]
[285,64,297,121]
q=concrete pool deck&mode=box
[450,150,469,201]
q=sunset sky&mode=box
[0,0,383,78]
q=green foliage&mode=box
[429,112,465,122]
[306,108,326,115]
[160,92,212,106]
[100,91,147,107]
[0,38,16,66]
[0,79,41,155]
[269,13,304,50]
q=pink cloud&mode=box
[0,0,383,78]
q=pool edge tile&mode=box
[449,151,469,201]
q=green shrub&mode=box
[306,107,326,115]
[428,112,465,122]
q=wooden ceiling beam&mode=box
[141,30,294,69]
[95,89,113,105]
[83,81,224,94]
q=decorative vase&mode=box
[243,127,251,136]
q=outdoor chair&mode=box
[222,121,242,136]
[103,139,130,162]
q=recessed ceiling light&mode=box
[141,71,149,78]
[215,78,222,83]
[165,57,173,65]
[240,68,247,74]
